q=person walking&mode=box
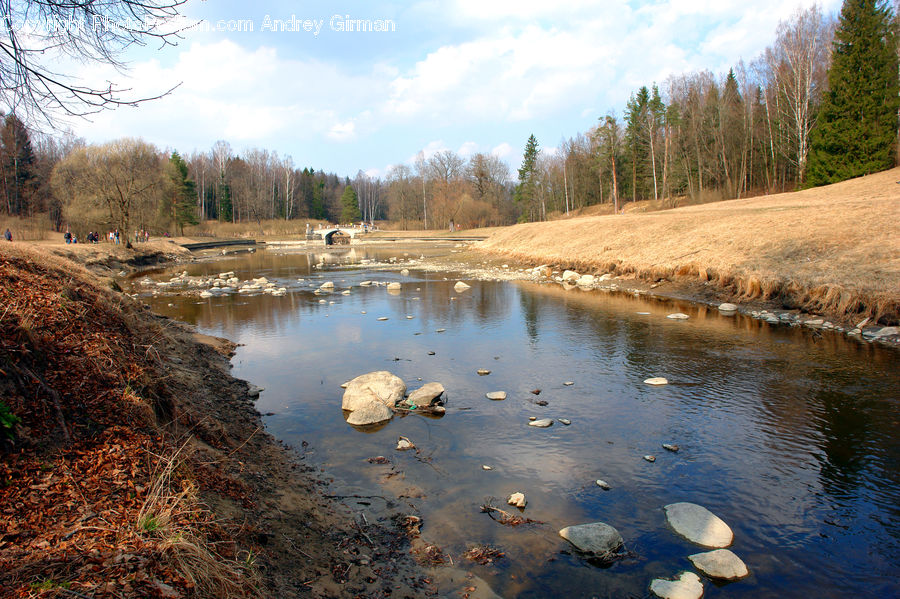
[3,228,11,242]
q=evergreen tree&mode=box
[165,152,198,235]
[513,134,540,222]
[0,114,37,216]
[806,0,899,185]
[340,184,361,223]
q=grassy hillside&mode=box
[478,168,900,323]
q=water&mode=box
[139,246,900,598]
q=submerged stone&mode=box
[649,571,704,599]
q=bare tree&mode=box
[764,5,833,185]
[1,0,187,127]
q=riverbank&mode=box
[0,243,435,598]
[476,168,900,327]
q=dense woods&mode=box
[0,1,896,234]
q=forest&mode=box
[0,1,896,235]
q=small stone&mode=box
[320,281,334,289]
[400,269,410,276]
[427,351,436,356]
[406,315,414,319]
[377,317,389,321]
[436,328,446,333]
[688,549,749,580]
[534,400,548,406]
[386,282,402,291]
[529,416,537,421]
[667,313,690,320]
[649,571,704,599]
[662,443,679,452]
[507,492,527,508]
[718,303,739,311]
[563,381,574,386]
[453,281,471,292]
[596,479,610,490]
[477,369,491,376]
[396,436,415,450]
[482,465,493,471]
[531,389,542,395]
[485,391,507,401]
[644,377,669,386]
[361,310,367,314]
[558,418,571,425]
[529,419,553,428]
[643,455,656,462]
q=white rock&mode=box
[453,281,471,292]
[507,492,527,508]
[360,281,373,286]
[558,418,571,425]
[596,479,611,490]
[558,522,623,555]
[644,455,656,462]
[485,391,507,400]
[688,549,749,580]
[718,302,739,311]
[667,313,690,320]
[406,382,445,407]
[377,317,389,321]
[598,273,614,281]
[387,282,402,291]
[562,270,580,282]
[528,419,553,428]
[644,377,669,386]
[400,268,410,276]
[341,290,351,295]
[319,281,334,289]
[649,571,704,599]
[563,381,574,386]
[664,502,734,548]
[576,274,595,287]
[871,326,900,339]
[199,290,214,298]
[345,401,393,426]
[482,465,493,470]
[396,436,415,450]
[341,371,407,411]
[477,369,491,376]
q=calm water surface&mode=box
[140,246,900,599]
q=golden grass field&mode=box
[478,168,900,323]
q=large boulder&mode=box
[342,371,407,411]
[345,401,393,426]
[688,549,749,581]
[558,522,623,556]
[664,502,733,548]
[406,382,445,407]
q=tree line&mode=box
[0,0,895,234]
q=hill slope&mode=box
[478,168,900,323]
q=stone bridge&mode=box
[311,226,366,245]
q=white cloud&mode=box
[491,142,514,159]
[457,141,479,157]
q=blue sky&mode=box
[63,0,841,178]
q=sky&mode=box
[53,0,842,178]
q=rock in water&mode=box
[407,382,445,407]
[386,282,402,291]
[528,419,553,428]
[320,281,335,289]
[558,522,623,555]
[563,381,574,386]
[396,436,415,450]
[718,302,739,312]
[453,281,471,292]
[643,455,656,462]
[649,571,704,599]
[400,268,410,276]
[377,317,389,321]
[477,369,492,376]
[664,502,734,548]
[346,401,393,426]
[688,549,749,580]
[507,492,527,508]
[596,479,611,490]
[644,377,669,386]
[558,418,571,425]
[576,274,595,287]
[662,443,679,452]
[342,371,407,411]
[667,313,690,320]
[482,465,493,471]
[485,391,507,401]
[562,270,580,282]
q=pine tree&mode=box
[340,185,361,223]
[513,134,540,222]
[806,0,899,186]
[166,152,198,235]
[0,114,37,216]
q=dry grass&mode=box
[0,214,53,241]
[188,218,327,239]
[479,168,900,323]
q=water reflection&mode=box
[139,248,900,599]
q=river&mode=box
[135,244,900,599]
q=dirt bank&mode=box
[0,243,442,598]
[476,168,900,326]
